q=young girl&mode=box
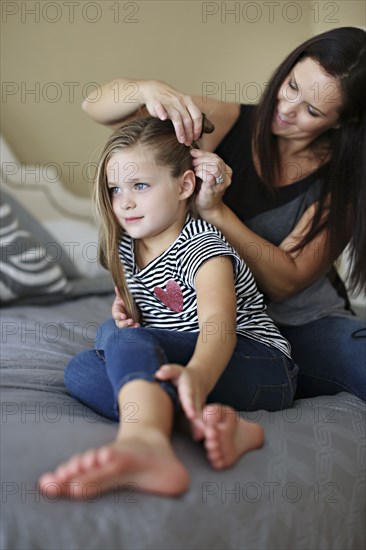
[39,117,298,499]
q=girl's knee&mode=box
[103,327,155,349]
[64,350,118,421]
[95,318,120,349]
[64,350,98,392]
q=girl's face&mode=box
[106,146,192,242]
[272,57,343,143]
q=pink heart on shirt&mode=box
[154,280,183,312]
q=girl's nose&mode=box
[120,194,135,210]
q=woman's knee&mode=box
[209,352,299,412]
[246,363,298,411]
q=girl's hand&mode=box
[155,364,208,422]
[190,149,232,216]
[112,287,140,329]
[139,80,203,145]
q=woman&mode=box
[82,27,366,402]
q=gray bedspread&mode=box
[1,293,365,550]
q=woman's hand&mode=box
[112,287,140,329]
[139,80,203,145]
[155,364,208,422]
[190,149,232,216]
[83,77,239,151]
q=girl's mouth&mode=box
[124,217,144,223]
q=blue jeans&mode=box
[64,319,298,421]
[278,315,366,402]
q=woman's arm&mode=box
[155,256,237,420]
[82,78,240,150]
[192,150,345,301]
[205,201,342,301]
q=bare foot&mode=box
[201,404,264,469]
[38,431,190,499]
[175,411,205,442]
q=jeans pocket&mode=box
[289,361,300,398]
[247,383,289,411]
[247,357,299,411]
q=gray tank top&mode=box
[215,104,351,326]
[246,181,350,325]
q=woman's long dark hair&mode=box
[253,27,366,293]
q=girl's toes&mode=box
[80,450,98,470]
[97,445,117,464]
[204,439,219,452]
[57,456,83,479]
[54,464,71,481]
[38,473,55,487]
[207,450,222,462]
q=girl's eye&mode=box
[134,183,149,190]
[109,186,120,195]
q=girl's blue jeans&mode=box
[64,319,299,421]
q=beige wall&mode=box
[1,0,365,197]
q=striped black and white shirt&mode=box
[118,216,291,358]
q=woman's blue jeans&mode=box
[278,314,366,402]
[64,319,299,421]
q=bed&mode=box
[1,136,365,550]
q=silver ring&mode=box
[215,174,224,184]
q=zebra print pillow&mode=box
[0,199,69,303]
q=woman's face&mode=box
[272,57,343,143]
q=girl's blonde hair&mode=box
[93,115,214,320]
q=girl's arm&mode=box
[155,256,237,420]
[187,255,238,392]
[82,78,240,150]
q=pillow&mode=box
[1,188,105,280]
[1,189,84,280]
[0,198,70,304]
